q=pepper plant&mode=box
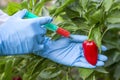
[0,0,120,80]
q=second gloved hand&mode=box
[0,9,52,55]
[35,35,108,68]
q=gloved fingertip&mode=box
[101,45,107,51]
[70,35,88,42]
[72,62,96,68]
[104,56,108,61]
[96,61,104,66]
[98,54,108,61]
[35,16,53,25]
[48,17,53,23]
[12,9,28,18]
[21,9,28,12]
[44,16,53,23]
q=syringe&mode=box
[25,12,71,38]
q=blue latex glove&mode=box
[35,35,108,68]
[0,9,52,55]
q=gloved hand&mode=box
[0,9,52,55]
[35,35,108,68]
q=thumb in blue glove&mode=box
[35,35,108,68]
[0,9,52,55]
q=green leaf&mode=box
[93,27,102,51]
[114,62,120,80]
[79,68,94,80]
[4,59,14,74]
[0,73,5,80]
[86,74,96,80]
[107,24,120,29]
[5,2,22,15]
[38,67,62,79]
[21,1,28,9]
[65,7,79,18]
[79,0,88,10]
[107,18,120,24]
[103,0,113,12]
[95,67,108,74]
[105,50,120,67]
[34,0,49,15]
[53,0,75,16]
[28,0,34,9]
[90,9,103,24]
[1,58,14,80]
[107,10,120,24]
[0,57,6,65]
[110,2,120,11]
[41,7,49,16]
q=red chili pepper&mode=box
[13,76,22,80]
[82,40,98,65]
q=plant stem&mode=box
[88,25,95,40]
[101,28,109,39]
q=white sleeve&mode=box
[0,10,9,25]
